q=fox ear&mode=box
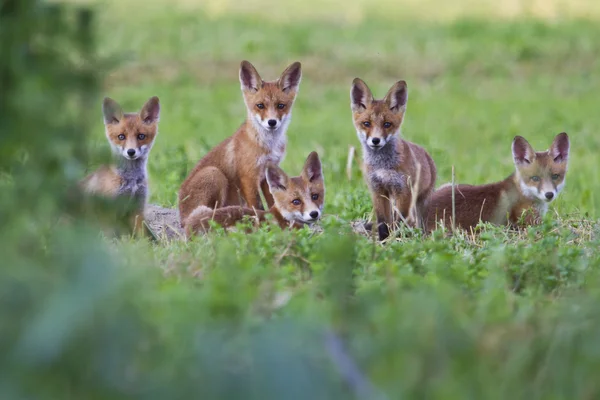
[140,96,160,124]
[549,132,569,163]
[302,151,323,183]
[512,136,536,165]
[279,61,302,93]
[350,78,373,112]
[383,80,408,113]
[266,165,290,192]
[102,97,124,125]
[240,60,263,92]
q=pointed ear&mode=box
[383,80,408,113]
[301,151,323,183]
[278,61,302,93]
[549,132,569,163]
[512,136,536,165]
[266,165,290,192]
[350,78,373,112]
[102,97,124,125]
[140,96,160,124]
[239,60,263,92]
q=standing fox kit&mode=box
[178,60,302,230]
[185,152,324,236]
[426,132,570,232]
[350,78,437,240]
[80,96,160,233]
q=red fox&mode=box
[178,60,302,231]
[185,152,324,236]
[80,96,160,235]
[426,132,570,232]
[350,78,437,241]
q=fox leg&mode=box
[260,179,275,209]
[240,177,264,211]
[179,167,228,228]
[391,191,413,228]
[372,192,393,241]
[511,206,541,230]
[414,188,434,231]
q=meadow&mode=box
[3,0,600,398]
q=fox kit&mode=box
[185,152,324,236]
[178,60,302,231]
[80,96,160,234]
[426,132,570,232]
[350,78,437,241]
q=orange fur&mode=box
[351,78,437,240]
[185,152,324,237]
[426,132,570,233]
[179,61,302,231]
[80,96,160,236]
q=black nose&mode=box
[309,211,319,219]
[545,192,554,200]
[371,138,380,145]
[268,119,277,127]
[127,149,136,157]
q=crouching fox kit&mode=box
[426,132,570,232]
[80,96,160,235]
[178,60,302,231]
[350,78,437,241]
[185,152,324,236]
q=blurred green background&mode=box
[81,0,600,219]
[2,0,600,398]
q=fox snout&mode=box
[367,134,387,149]
[539,183,558,203]
[254,113,284,131]
[304,209,320,222]
[112,144,146,161]
[360,130,388,150]
[123,147,141,160]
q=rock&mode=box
[144,203,184,240]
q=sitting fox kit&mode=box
[178,60,302,231]
[185,151,324,236]
[80,96,160,233]
[351,78,437,240]
[426,132,570,232]
[74,62,572,241]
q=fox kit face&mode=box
[239,60,302,133]
[102,97,160,161]
[512,132,570,203]
[350,78,408,150]
[266,152,325,224]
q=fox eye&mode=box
[383,122,392,128]
[117,134,125,140]
[137,133,146,140]
[531,176,541,182]
[292,199,301,206]
[362,121,371,128]
[311,193,319,201]
[551,174,560,180]
[256,103,265,109]
[277,103,285,109]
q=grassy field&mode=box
[6,0,600,397]
[85,1,600,219]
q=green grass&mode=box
[87,8,600,218]
[7,0,600,398]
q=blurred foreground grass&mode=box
[2,0,600,398]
